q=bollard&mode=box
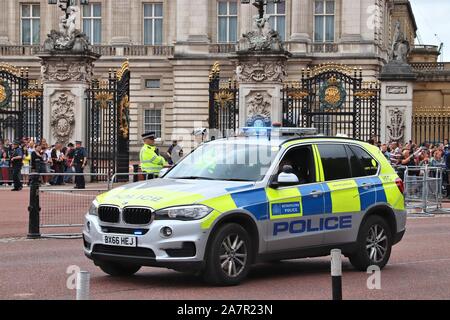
[27,170,41,239]
[330,249,342,300]
[76,271,90,300]
[133,164,139,182]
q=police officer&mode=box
[10,140,23,191]
[73,140,88,189]
[140,131,167,179]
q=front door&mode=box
[266,144,326,251]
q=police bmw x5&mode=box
[83,127,406,286]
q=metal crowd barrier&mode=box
[400,165,449,215]
[28,172,110,239]
[27,170,158,239]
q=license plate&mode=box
[102,234,137,247]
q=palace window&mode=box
[143,3,163,45]
[21,4,40,45]
[314,0,335,42]
[82,3,102,44]
[144,109,162,138]
[145,79,161,89]
[218,1,238,43]
[266,0,286,41]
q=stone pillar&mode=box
[341,0,362,42]
[290,0,311,44]
[39,52,99,146]
[380,62,417,143]
[175,0,209,55]
[233,53,290,128]
[0,0,9,44]
[239,2,254,36]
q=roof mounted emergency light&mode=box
[239,127,317,138]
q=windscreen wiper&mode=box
[173,176,216,180]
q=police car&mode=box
[83,128,406,286]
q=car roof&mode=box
[207,135,370,148]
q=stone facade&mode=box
[0,0,422,157]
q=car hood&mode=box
[96,178,256,211]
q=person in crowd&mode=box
[64,142,75,184]
[73,141,88,189]
[40,142,51,186]
[167,140,184,165]
[140,132,167,180]
[50,142,65,185]
[0,143,10,185]
[380,144,390,161]
[21,146,31,186]
[10,140,24,191]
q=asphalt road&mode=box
[1,211,450,299]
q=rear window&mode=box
[317,144,352,181]
[348,145,379,177]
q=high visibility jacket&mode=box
[140,144,166,174]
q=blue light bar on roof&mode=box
[240,127,317,137]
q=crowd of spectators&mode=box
[0,137,78,186]
[369,138,450,198]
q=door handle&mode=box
[309,190,323,197]
[361,183,373,189]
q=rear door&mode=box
[315,143,359,244]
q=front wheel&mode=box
[349,215,392,271]
[98,261,141,277]
[203,223,252,286]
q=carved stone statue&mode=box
[390,21,410,63]
[43,5,91,53]
[59,6,77,38]
[238,14,284,52]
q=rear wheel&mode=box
[349,215,392,271]
[98,261,141,277]
[203,223,252,286]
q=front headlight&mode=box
[88,199,99,216]
[154,205,213,220]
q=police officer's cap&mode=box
[13,140,21,145]
[142,131,156,139]
[75,140,82,144]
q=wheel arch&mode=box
[362,204,397,236]
[205,210,260,264]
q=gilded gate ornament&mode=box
[0,80,12,108]
[319,77,346,110]
[119,95,130,139]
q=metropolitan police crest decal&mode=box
[319,76,346,111]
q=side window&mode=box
[276,145,316,184]
[348,145,379,177]
[317,144,351,181]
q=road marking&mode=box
[391,257,450,266]
[13,293,35,298]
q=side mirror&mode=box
[270,165,299,188]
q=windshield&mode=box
[165,142,279,181]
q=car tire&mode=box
[349,215,392,271]
[203,223,252,286]
[98,261,141,277]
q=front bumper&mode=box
[83,214,210,271]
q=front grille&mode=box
[93,244,155,258]
[123,207,153,225]
[101,226,149,235]
[98,206,120,223]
